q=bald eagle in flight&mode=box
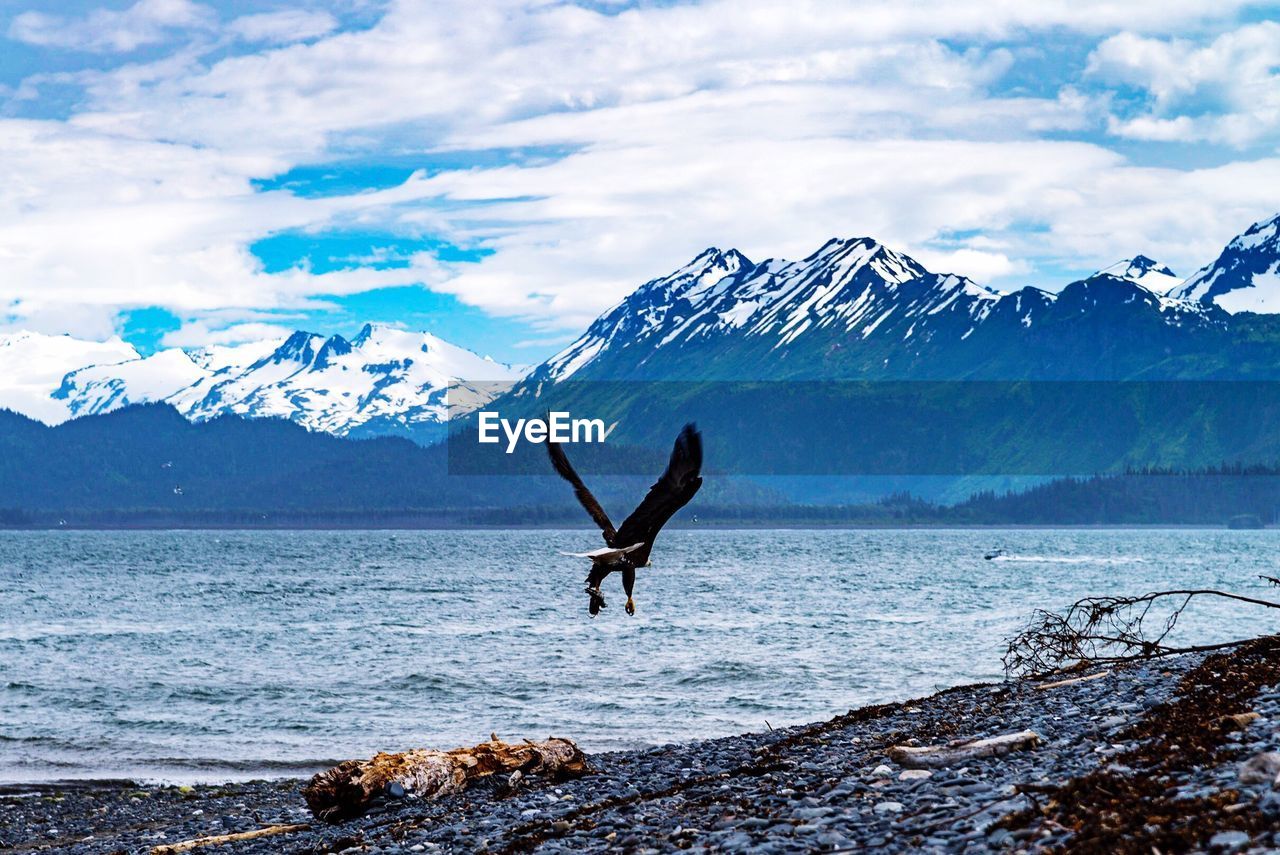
[548,423,703,616]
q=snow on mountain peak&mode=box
[1173,213,1280,312]
[56,348,206,419]
[1128,254,1175,276]
[171,327,522,438]
[539,246,755,381]
[4,326,523,443]
[662,247,752,296]
[686,247,750,270]
[1237,212,1280,247]
[533,235,1000,381]
[350,321,417,349]
[270,330,325,365]
[0,331,140,423]
[1096,255,1180,294]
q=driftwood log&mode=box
[150,824,310,854]
[303,735,588,822]
[888,730,1042,769]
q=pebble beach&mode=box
[7,637,1280,853]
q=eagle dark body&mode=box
[547,423,703,616]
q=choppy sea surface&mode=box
[1,528,1276,785]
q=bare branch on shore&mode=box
[303,735,589,822]
[1003,589,1280,677]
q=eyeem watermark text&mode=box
[477,411,616,453]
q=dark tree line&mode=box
[954,465,1280,525]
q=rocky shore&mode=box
[6,639,1280,854]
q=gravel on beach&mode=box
[6,639,1280,854]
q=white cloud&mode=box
[228,10,339,44]
[1088,22,1280,146]
[415,134,1280,324]
[8,0,216,53]
[1105,114,1198,141]
[0,301,123,341]
[57,0,1265,157]
[161,320,295,347]
[3,0,1280,346]
[914,249,1032,282]
[0,118,454,338]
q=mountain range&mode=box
[485,210,1280,498]
[2,212,1280,447]
[519,217,1280,385]
[0,323,520,444]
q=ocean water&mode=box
[1,528,1276,785]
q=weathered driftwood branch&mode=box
[888,730,1042,769]
[303,734,588,822]
[1003,589,1280,678]
[1032,670,1111,691]
[150,824,310,854]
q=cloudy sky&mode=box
[2,0,1279,361]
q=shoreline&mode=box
[0,522,1260,532]
[6,641,1280,853]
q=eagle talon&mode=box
[625,597,635,615]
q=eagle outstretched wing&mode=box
[546,438,617,545]
[614,423,703,567]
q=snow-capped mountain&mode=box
[7,325,521,442]
[56,348,219,418]
[1173,214,1280,313]
[518,235,1221,385]
[538,246,752,381]
[526,237,1006,383]
[169,324,520,439]
[0,332,141,423]
[1096,255,1180,294]
[54,337,289,421]
[10,210,1280,440]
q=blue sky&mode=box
[1,0,1279,363]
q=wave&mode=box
[990,555,1145,565]
[0,779,140,795]
[141,756,344,772]
[0,622,186,642]
[380,672,472,692]
[674,661,767,686]
[863,613,930,624]
[0,756,345,789]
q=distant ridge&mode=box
[0,403,1276,527]
[0,324,522,445]
[0,402,533,522]
[508,227,1265,384]
[3,211,1280,444]
[0,403,775,524]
